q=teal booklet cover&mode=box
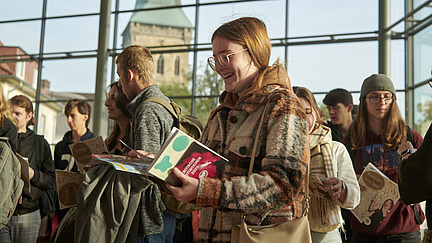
[93,127,228,187]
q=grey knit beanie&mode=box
[360,74,396,99]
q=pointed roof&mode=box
[130,0,193,29]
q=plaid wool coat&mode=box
[195,82,310,242]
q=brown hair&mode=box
[105,82,132,151]
[65,99,92,127]
[116,45,154,84]
[349,95,406,150]
[212,17,280,94]
[0,83,13,125]
[9,95,35,127]
[293,86,322,131]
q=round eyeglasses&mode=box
[207,49,248,70]
[365,94,394,104]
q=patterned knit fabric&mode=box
[308,125,340,231]
[195,74,310,242]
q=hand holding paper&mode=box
[167,167,199,202]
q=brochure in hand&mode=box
[69,136,109,172]
[55,169,85,210]
[351,163,400,233]
[16,154,31,192]
[309,175,333,200]
[92,127,229,187]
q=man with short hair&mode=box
[116,45,177,243]
[323,88,354,142]
[0,95,56,243]
[323,88,354,243]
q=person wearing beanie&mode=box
[343,74,424,242]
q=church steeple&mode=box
[121,0,194,85]
[130,0,193,29]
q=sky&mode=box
[0,0,414,112]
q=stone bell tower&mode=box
[122,0,193,85]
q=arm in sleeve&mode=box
[196,95,309,213]
[333,141,360,209]
[398,124,432,204]
[31,138,56,190]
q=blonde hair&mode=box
[116,45,154,84]
[0,83,13,126]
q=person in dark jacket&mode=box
[323,88,354,142]
[53,99,95,227]
[0,83,17,152]
[0,95,55,243]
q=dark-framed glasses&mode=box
[365,94,394,104]
[207,49,247,70]
[428,80,432,88]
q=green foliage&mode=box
[193,66,224,124]
[414,101,432,134]
[318,103,329,122]
[158,64,224,127]
[159,82,192,114]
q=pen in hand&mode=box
[118,139,152,160]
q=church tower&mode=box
[122,0,193,85]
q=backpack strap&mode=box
[144,97,178,118]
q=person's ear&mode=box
[83,114,89,122]
[347,104,353,112]
[26,111,33,123]
[127,69,135,82]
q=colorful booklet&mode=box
[91,154,152,174]
[93,127,229,187]
[351,163,400,232]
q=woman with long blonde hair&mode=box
[0,83,17,152]
[346,74,424,242]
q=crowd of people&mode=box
[0,16,430,243]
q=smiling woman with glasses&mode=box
[167,17,310,242]
[207,48,247,70]
[344,74,425,243]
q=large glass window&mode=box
[1,0,431,143]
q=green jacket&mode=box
[73,163,165,242]
[0,138,24,229]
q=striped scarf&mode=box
[308,125,340,231]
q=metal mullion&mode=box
[34,0,48,133]
[386,0,432,32]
